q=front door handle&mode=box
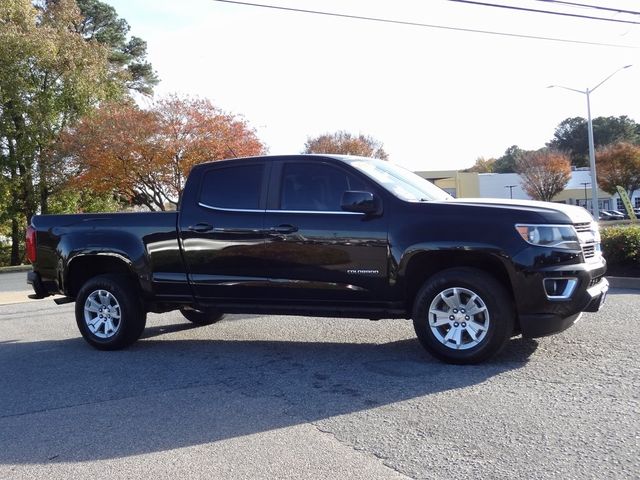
[188,223,213,233]
[269,224,298,234]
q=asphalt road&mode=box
[0,271,29,292]
[0,282,638,479]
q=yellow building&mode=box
[414,170,480,198]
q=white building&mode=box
[415,168,639,212]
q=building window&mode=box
[617,198,625,210]
[635,197,640,209]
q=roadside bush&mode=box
[0,245,10,267]
[600,224,640,265]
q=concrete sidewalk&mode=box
[606,276,640,290]
[0,290,40,305]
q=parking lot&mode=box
[0,276,638,479]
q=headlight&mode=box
[515,224,581,250]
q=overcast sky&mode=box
[105,0,640,171]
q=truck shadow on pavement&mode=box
[0,319,538,465]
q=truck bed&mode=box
[31,211,183,299]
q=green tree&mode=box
[47,188,122,214]
[1,0,111,263]
[0,0,154,265]
[493,145,528,173]
[303,131,389,160]
[548,115,640,167]
[73,0,158,94]
[596,142,640,199]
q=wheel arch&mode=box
[402,250,516,321]
[65,254,139,298]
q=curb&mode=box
[606,276,640,290]
[0,265,31,274]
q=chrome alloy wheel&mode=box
[428,287,490,350]
[83,289,122,339]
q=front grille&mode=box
[589,275,603,287]
[582,244,596,259]
[574,222,599,262]
[574,222,591,233]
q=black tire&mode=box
[412,267,514,364]
[180,308,224,326]
[75,274,146,350]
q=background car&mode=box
[609,209,630,219]
[599,210,624,221]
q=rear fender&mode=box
[61,230,150,297]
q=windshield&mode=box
[349,158,453,202]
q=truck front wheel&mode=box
[75,274,147,350]
[412,268,514,364]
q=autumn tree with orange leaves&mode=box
[596,142,640,199]
[304,131,388,160]
[516,150,571,202]
[61,97,266,210]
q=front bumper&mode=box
[519,277,609,338]
[582,277,610,312]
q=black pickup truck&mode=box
[27,154,608,363]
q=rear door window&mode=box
[200,164,264,210]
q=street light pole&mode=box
[505,185,516,199]
[548,64,632,220]
[580,182,590,208]
[586,87,599,218]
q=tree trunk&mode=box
[40,182,49,215]
[19,164,37,223]
[39,146,50,215]
[10,217,21,266]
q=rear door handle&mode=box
[188,223,213,233]
[268,224,298,234]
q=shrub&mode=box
[600,224,640,265]
[0,245,10,267]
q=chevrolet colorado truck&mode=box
[26,155,609,364]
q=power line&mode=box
[448,0,640,25]
[533,0,640,17]
[211,0,637,48]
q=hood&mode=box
[440,198,595,224]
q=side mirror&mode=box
[341,191,380,215]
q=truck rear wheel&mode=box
[412,268,514,364]
[75,274,146,350]
[180,308,224,326]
